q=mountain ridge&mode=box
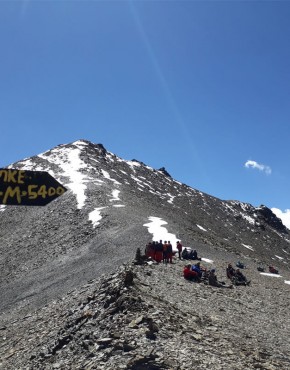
[1,139,290,369]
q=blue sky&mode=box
[0,1,289,226]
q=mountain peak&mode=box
[1,139,290,369]
[158,166,171,177]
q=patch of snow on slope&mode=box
[0,205,6,212]
[73,140,89,149]
[113,204,125,207]
[39,147,88,209]
[285,280,290,285]
[130,175,142,183]
[242,244,254,251]
[174,180,182,186]
[201,257,214,263]
[167,194,175,204]
[101,169,121,185]
[106,152,116,162]
[241,214,255,225]
[275,255,284,260]
[197,225,207,232]
[126,161,140,172]
[143,216,180,249]
[9,159,51,173]
[260,272,282,278]
[89,207,106,227]
[110,190,120,202]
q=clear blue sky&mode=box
[1,1,290,221]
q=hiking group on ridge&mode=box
[145,239,280,288]
[145,240,252,288]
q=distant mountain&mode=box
[1,139,290,368]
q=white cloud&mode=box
[271,208,290,230]
[244,160,272,175]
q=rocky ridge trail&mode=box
[1,253,290,370]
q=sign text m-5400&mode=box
[0,169,67,206]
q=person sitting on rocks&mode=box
[183,264,199,281]
[191,262,206,280]
[269,266,279,274]
[182,248,190,260]
[208,269,233,288]
[188,249,202,261]
[235,269,250,286]
[236,261,245,269]
[226,263,236,281]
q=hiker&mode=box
[208,269,233,288]
[189,249,201,260]
[235,269,250,286]
[182,248,190,260]
[163,241,169,264]
[183,264,199,281]
[226,263,236,281]
[152,241,157,261]
[145,242,154,260]
[269,266,279,274]
[176,241,183,260]
[191,262,206,280]
[155,240,163,263]
[167,241,173,263]
[257,263,265,272]
[236,261,245,269]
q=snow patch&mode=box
[110,190,120,202]
[143,216,180,249]
[241,214,255,225]
[101,170,121,185]
[197,225,207,232]
[89,207,106,227]
[38,147,89,209]
[201,257,214,263]
[242,244,254,251]
[167,194,175,204]
[260,272,282,278]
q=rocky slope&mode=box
[1,251,290,369]
[1,139,290,369]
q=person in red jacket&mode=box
[269,266,279,274]
[176,241,182,260]
[163,241,169,264]
[167,241,173,263]
[183,264,199,281]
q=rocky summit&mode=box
[0,139,290,369]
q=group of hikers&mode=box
[145,241,202,263]
[145,240,182,263]
[145,240,279,288]
[183,261,250,288]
